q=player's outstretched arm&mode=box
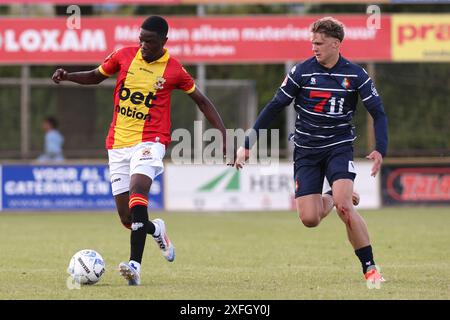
[233,95,290,170]
[188,88,230,159]
[52,68,108,85]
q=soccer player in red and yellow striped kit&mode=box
[52,16,229,285]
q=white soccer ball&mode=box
[67,249,106,285]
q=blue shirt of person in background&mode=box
[37,116,64,162]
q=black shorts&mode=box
[293,144,356,198]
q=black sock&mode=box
[146,220,155,235]
[355,245,376,274]
[130,205,148,264]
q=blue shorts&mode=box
[293,144,356,198]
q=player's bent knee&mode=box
[117,210,131,229]
[119,215,132,229]
[300,214,320,228]
[121,221,132,230]
[117,209,132,227]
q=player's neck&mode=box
[143,49,165,63]
[319,54,340,70]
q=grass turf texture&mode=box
[0,207,449,299]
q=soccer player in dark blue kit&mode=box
[234,17,387,288]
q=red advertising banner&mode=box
[382,165,450,205]
[182,0,389,3]
[1,0,389,3]
[0,16,391,64]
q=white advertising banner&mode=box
[352,161,381,209]
[166,164,294,211]
[165,161,380,211]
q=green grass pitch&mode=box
[0,207,449,299]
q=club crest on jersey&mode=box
[142,148,152,157]
[139,148,154,161]
[341,77,351,89]
[154,76,166,90]
[310,77,316,85]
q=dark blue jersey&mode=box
[246,55,388,156]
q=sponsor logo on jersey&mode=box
[139,67,153,74]
[119,84,157,108]
[115,105,150,121]
[117,83,156,121]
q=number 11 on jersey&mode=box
[310,90,344,115]
[329,96,344,115]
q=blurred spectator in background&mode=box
[37,116,65,162]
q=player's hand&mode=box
[366,150,383,177]
[234,146,250,170]
[222,136,236,167]
[225,144,236,167]
[52,68,68,84]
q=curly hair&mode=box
[310,17,345,42]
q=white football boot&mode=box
[152,218,175,262]
[118,261,141,286]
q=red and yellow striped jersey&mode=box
[98,47,195,149]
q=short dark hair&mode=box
[141,16,169,38]
[310,17,345,42]
[45,116,58,129]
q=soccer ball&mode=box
[67,249,106,285]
